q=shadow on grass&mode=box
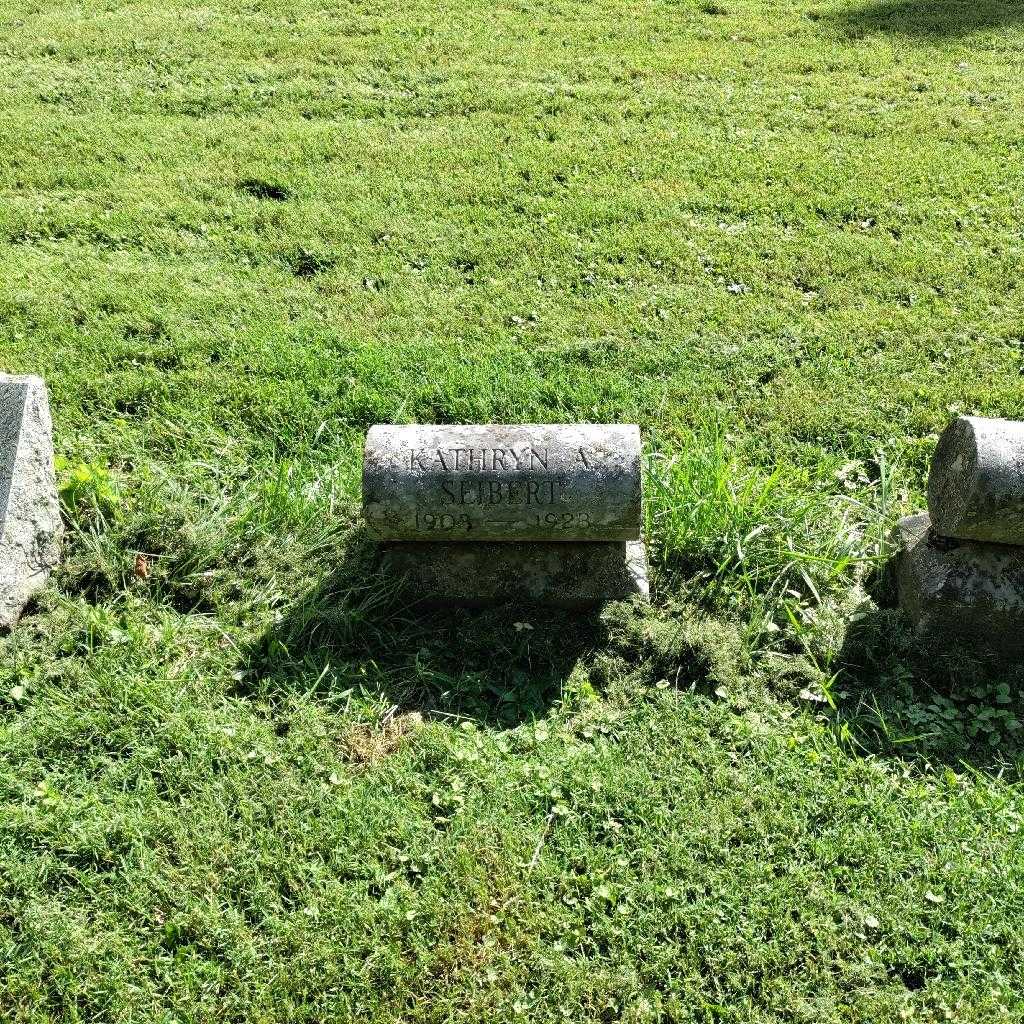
[243,528,609,729]
[835,0,1024,38]
[830,572,1024,775]
[239,519,1024,768]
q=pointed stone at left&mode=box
[0,374,62,628]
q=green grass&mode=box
[2,0,1024,1019]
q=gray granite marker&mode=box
[364,424,641,542]
[928,415,1024,545]
[0,375,62,628]
[895,513,1024,661]
[382,540,649,609]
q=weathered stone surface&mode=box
[363,424,641,542]
[895,512,1024,660]
[0,375,62,628]
[381,540,649,608]
[928,415,1024,545]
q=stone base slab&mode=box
[380,540,649,608]
[895,513,1024,661]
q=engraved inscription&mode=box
[534,511,591,529]
[408,447,550,472]
[439,477,567,507]
[413,510,592,533]
[404,445,585,531]
[415,477,571,531]
[363,423,642,541]
[415,511,474,532]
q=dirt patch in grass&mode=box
[342,711,425,766]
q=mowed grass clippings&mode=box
[1,0,1024,1021]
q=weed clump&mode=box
[602,600,744,693]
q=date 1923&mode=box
[534,512,591,528]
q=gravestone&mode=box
[0,375,62,628]
[928,415,1024,545]
[364,424,642,541]
[896,414,1024,661]
[364,424,648,606]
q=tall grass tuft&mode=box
[644,425,896,628]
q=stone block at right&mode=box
[928,415,1024,544]
[895,513,1024,661]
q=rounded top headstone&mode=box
[362,423,642,542]
[927,414,1024,545]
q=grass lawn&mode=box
[2,0,1024,1019]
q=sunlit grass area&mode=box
[2,1,1023,1019]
